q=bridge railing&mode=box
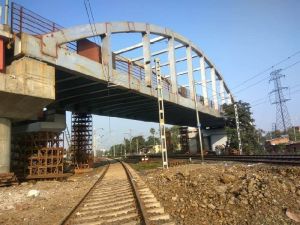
[11,2,77,51]
[115,55,171,92]
[115,55,145,81]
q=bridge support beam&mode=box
[202,128,227,153]
[168,37,177,94]
[186,45,195,99]
[101,32,113,81]
[0,118,11,173]
[142,31,152,87]
[219,79,225,105]
[210,67,218,110]
[200,57,208,106]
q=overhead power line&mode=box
[233,58,300,95]
[231,50,300,90]
[252,88,300,108]
[83,0,100,44]
[282,59,300,71]
[181,52,300,101]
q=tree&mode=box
[150,128,156,146]
[131,135,146,153]
[109,144,125,157]
[166,125,180,151]
[223,101,261,155]
[288,127,300,141]
[145,135,160,146]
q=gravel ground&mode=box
[140,162,300,225]
[0,167,104,225]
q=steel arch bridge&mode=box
[14,20,233,128]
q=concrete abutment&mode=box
[0,57,56,174]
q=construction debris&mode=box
[27,190,40,198]
[0,173,18,187]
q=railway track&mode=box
[204,155,300,165]
[127,154,300,165]
[59,160,174,225]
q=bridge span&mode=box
[13,21,233,127]
[0,3,234,175]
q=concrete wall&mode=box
[0,57,55,120]
[203,128,227,153]
[188,139,198,154]
[210,134,227,153]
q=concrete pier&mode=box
[0,118,11,173]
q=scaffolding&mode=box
[11,132,64,179]
[71,113,93,167]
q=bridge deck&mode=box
[52,67,224,128]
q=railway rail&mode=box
[127,154,300,165]
[59,159,174,225]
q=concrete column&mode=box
[227,93,233,104]
[210,67,218,110]
[0,118,11,173]
[186,45,195,99]
[101,31,113,81]
[168,36,177,94]
[219,79,225,105]
[142,31,152,87]
[200,57,208,106]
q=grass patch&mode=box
[129,160,162,171]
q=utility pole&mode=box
[113,145,115,157]
[154,58,168,169]
[92,128,97,162]
[234,103,242,155]
[123,138,127,158]
[136,139,139,154]
[4,0,9,25]
[124,130,133,155]
[193,82,204,162]
[293,126,297,141]
[92,128,103,162]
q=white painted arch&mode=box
[41,21,233,105]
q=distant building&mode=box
[293,126,300,132]
[265,136,300,153]
[266,136,290,146]
[140,145,162,154]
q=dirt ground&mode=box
[0,167,104,225]
[1,161,300,225]
[140,161,300,225]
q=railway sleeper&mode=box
[78,204,135,215]
[87,192,133,201]
[84,195,133,204]
[74,208,138,222]
[91,189,132,196]
[82,197,134,208]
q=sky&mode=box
[9,0,300,149]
